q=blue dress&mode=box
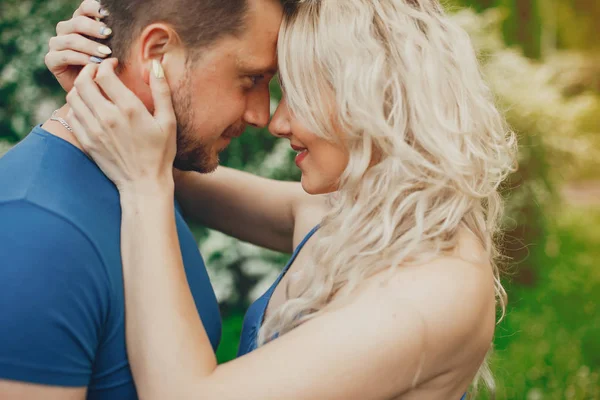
[237,225,467,400]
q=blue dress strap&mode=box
[264,224,320,306]
[237,225,320,356]
[295,225,320,254]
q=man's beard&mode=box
[171,83,217,173]
[170,77,246,174]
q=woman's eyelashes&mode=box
[251,75,265,85]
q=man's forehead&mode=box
[235,0,282,73]
[235,31,279,75]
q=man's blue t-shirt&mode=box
[0,126,221,399]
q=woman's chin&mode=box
[300,175,338,195]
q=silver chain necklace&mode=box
[50,110,73,132]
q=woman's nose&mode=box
[268,98,292,138]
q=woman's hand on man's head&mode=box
[45,0,113,92]
[65,58,177,197]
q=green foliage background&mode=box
[1,0,599,398]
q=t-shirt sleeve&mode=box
[0,202,110,387]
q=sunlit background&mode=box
[1,0,599,398]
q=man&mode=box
[0,0,283,398]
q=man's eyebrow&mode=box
[239,63,278,76]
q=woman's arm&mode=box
[120,187,492,400]
[121,188,410,400]
[66,62,494,400]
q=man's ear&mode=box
[137,23,185,85]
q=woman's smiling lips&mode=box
[291,144,308,166]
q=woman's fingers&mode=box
[46,6,113,84]
[72,0,104,19]
[66,88,105,145]
[49,34,112,60]
[45,50,92,72]
[56,15,112,41]
[67,87,102,133]
[73,64,120,123]
[94,60,145,111]
[65,109,94,154]
[150,60,176,130]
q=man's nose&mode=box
[244,88,271,129]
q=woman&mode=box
[48,0,516,398]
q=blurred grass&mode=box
[484,203,600,399]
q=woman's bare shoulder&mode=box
[350,236,497,380]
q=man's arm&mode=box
[0,382,85,400]
[0,202,109,399]
[175,167,326,253]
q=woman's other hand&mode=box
[46,0,113,92]
[65,59,177,195]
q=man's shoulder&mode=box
[0,129,47,203]
[0,126,121,230]
[0,127,123,279]
[0,196,121,286]
[0,200,104,261]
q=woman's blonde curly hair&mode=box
[259,0,517,395]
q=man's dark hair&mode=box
[99,0,250,62]
[281,0,302,16]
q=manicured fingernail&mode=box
[100,26,112,36]
[90,56,103,64]
[152,59,164,79]
[99,7,110,17]
[98,45,112,55]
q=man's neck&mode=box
[40,104,86,153]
